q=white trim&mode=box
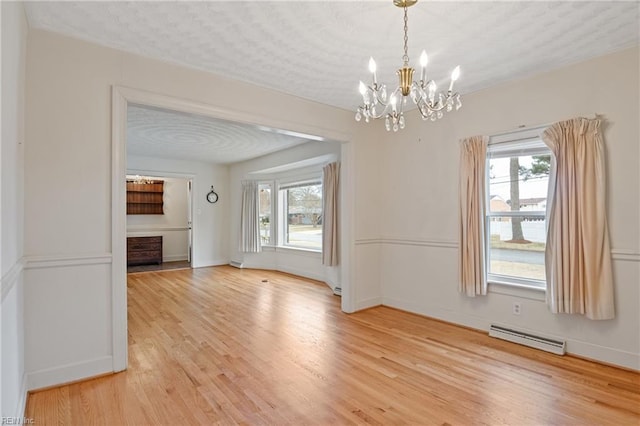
[274,246,322,257]
[355,237,458,249]
[354,297,383,311]
[1,258,24,302]
[611,249,640,262]
[24,254,112,269]
[112,86,128,373]
[340,141,356,313]
[357,238,638,263]
[113,86,352,144]
[488,282,546,301]
[192,259,230,269]
[353,238,381,246]
[162,254,189,262]
[16,373,28,420]
[26,356,113,391]
[380,237,458,249]
[112,85,353,373]
[127,226,190,232]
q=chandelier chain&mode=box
[402,5,409,64]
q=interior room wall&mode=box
[127,157,229,267]
[1,1,28,417]
[23,29,356,389]
[228,141,341,288]
[126,176,190,263]
[374,47,640,369]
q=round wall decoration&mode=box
[206,186,219,203]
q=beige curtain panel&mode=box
[459,135,489,297]
[322,162,340,266]
[542,118,615,320]
[240,180,261,253]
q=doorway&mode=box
[125,173,194,273]
[111,86,354,373]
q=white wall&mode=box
[23,29,355,389]
[1,1,28,417]
[228,141,341,288]
[127,157,229,267]
[126,176,190,263]
[373,47,640,369]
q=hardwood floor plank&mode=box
[26,266,640,425]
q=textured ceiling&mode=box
[25,1,639,164]
[127,104,312,164]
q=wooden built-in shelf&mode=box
[127,180,164,215]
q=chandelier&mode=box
[355,0,462,132]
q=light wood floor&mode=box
[26,266,640,425]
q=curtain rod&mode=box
[489,113,601,139]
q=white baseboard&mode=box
[163,254,188,262]
[276,265,326,283]
[26,356,113,391]
[382,296,640,371]
[192,259,230,268]
[354,296,383,311]
[15,373,28,418]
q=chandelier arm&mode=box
[359,103,392,120]
[355,0,462,130]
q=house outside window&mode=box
[486,131,551,289]
[279,181,322,251]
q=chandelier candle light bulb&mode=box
[355,0,462,132]
[419,50,428,82]
[369,57,378,84]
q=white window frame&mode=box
[278,179,323,252]
[485,127,551,291]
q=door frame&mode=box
[125,171,195,267]
[111,85,355,372]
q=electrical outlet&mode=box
[513,302,522,316]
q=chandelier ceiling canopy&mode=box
[356,0,462,132]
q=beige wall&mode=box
[373,47,640,369]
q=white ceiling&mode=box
[24,1,639,163]
[127,104,314,164]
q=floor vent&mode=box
[229,261,244,269]
[489,324,566,355]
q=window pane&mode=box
[488,154,550,213]
[286,183,322,250]
[259,184,271,244]
[488,216,546,281]
[486,140,551,287]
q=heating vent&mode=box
[333,287,342,296]
[229,261,244,269]
[489,324,566,355]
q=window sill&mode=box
[276,246,322,256]
[488,280,545,301]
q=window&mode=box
[279,181,322,250]
[259,183,273,245]
[486,134,551,289]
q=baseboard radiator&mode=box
[229,261,244,269]
[489,324,566,355]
